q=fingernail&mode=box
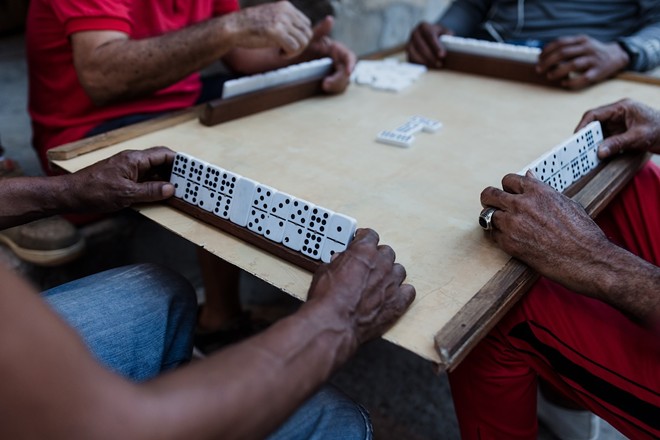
[162,183,175,197]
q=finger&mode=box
[538,43,587,74]
[311,15,333,42]
[410,29,441,67]
[128,147,174,179]
[322,70,350,94]
[420,23,444,59]
[284,26,310,55]
[132,181,175,203]
[352,228,379,247]
[399,284,416,308]
[561,68,595,90]
[377,244,396,265]
[480,186,515,211]
[598,132,638,158]
[575,100,625,133]
[501,173,529,194]
[546,56,592,82]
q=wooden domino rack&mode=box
[167,197,321,272]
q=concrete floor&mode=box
[0,32,631,439]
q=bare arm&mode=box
[0,229,415,439]
[481,173,660,326]
[481,99,660,325]
[0,147,176,229]
[72,1,313,106]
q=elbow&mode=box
[76,66,127,107]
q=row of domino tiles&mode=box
[170,152,357,263]
[222,57,334,99]
[439,35,541,64]
[519,121,603,192]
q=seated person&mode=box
[22,0,356,343]
[0,145,416,439]
[407,0,660,89]
[449,99,659,439]
[26,0,355,168]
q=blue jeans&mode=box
[43,264,372,439]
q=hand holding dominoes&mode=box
[575,99,660,158]
[306,228,416,346]
[518,121,603,192]
[479,171,610,296]
[170,152,357,265]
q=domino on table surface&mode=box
[518,121,603,192]
[439,35,541,64]
[222,58,333,99]
[351,58,427,92]
[169,152,357,270]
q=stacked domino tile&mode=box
[518,121,603,192]
[170,153,357,263]
[439,35,541,64]
[222,58,334,99]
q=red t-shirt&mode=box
[26,0,239,165]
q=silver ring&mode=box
[479,207,497,230]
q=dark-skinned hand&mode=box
[306,228,416,346]
[66,146,176,213]
[537,35,630,90]
[481,171,613,296]
[406,22,453,68]
[575,98,660,158]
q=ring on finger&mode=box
[478,207,497,231]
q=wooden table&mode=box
[49,67,659,369]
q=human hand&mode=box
[575,98,660,159]
[226,1,313,58]
[406,22,452,68]
[306,228,416,346]
[481,172,613,295]
[297,16,356,94]
[67,147,175,212]
[537,35,630,90]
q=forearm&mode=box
[137,299,357,440]
[588,243,660,326]
[76,17,238,105]
[618,9,660,71]
[0,176,78,229]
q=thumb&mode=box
[598,132,637,159]
[312,15,333,41]
[134,182,175,203]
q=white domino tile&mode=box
[282,198,314,251]
[264,191,294,244]
[351,59,427,93]
[519,121,603,192]
[440,35,541,64]
[223,57,333,99]
[169,153,358,264]
[321,213,358,263]
[246,183,275,235]
[377,130,415,148]
[229,177,257,227]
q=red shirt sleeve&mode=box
[51,0,133,36]
[214,0,240,16]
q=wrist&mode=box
[615,40,635,70]
[299,297,359,364]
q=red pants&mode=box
[449,162,660,440]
